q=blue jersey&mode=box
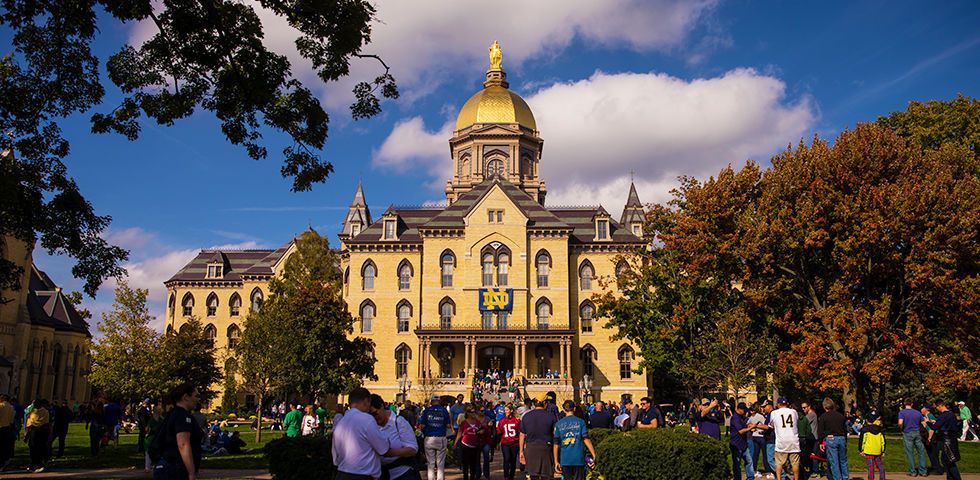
[495,405,506,422]
[553,415,589,466]
[419,405,450,437]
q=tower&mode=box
[445,41,546,205]
[621,181,645,237]
[340,181,372,241]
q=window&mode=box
[250,288,263,312]
[206,292,218,316]
[441,252,454,287]
[597,219,609,240]
[580,262,594,291]
[632,224,642,237]
[397,302,411,333]
[497,252,509,286]
[437,345,454,377]
[181,293,194,317]
[482,311,493,330]
[580,302,594,333]
[535,344,552,377]
[619,345,634,380]
[616,260,629,283]
[204,324,217,344]
[536,251,550,287]
[582,346,596,377]
[486,159,504,176]
[482,253,494,286]
[227,324,241,349]
[360,302,375,333]
[229,293,241,316]
[487,209,504,223]
[496,311,508,329]
[351,224,361,236]
[384,219,396,240]
[439,299,454,329]
[536,300,551,330]
[207,264,223,278]
[362,261,376,290]
[398,261,412,290]
[395,345,411,379]
[168,294,176,319]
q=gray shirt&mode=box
[806,411,818,439]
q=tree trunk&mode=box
[255,393,263,444]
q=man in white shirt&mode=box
[370,394,419,480]
[771,396,801,480]
[331,388,392,480]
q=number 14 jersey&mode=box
[770,407,801,453]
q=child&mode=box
[858,413,886,480]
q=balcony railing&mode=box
[416,321,571,331]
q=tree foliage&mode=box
[238,229,375,400]
[877,94,979,159]
[0,0,397,298]
[159,318,222,404]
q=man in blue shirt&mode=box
[931,399,962,480]
[637,397,660,428]
[898,399,927,476]
[730,402,757,480]
[553,400,596,480]
[418,395,453,480]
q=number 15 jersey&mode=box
[770,407,801,453]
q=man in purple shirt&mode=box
[898,400,927,476]
[695,398,723,440]
[730,402,757,480]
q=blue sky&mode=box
[18,0,980,328]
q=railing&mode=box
[416,321,571,331]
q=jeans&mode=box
[0,426,14,466]
[942,454,961,480]
[927,435,945,473]
[824,435,849,480]
[766,443,776,475]
[424,436,447,480]
[731,444,755,480]
[481,444,491,479]
[902,431,928,475]
[501,443,519,479]
[751,436,768,472]
[152,457,189,480]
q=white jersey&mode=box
[770,407,801,453]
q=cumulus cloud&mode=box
[373,68,816,214]
[128,0,718,109]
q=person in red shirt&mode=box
[455,410,483,480]
[497,405,521,480]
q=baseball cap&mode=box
[957,401,965,405]
[777,396,788,405]
[431,395,441,401]
[562,400,576,410]
[761,399,773,407]
[700,398,710,405]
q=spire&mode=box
[621,180,645,232]
[341,181,372,237]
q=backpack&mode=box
[862,431,885,456]
[147,411,173,463]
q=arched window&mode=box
[51,344,63,398]
[395,344,411,379]
[441,251,455,287]
[497,252,509,286]
[581,345,597,377]
[250,288,263,312]
[535,344,553,377]
[168,293,176,319]
[398,260,412,290]
[229,293,242,317]
[459,155,471,178]
[362,260,376,290]
[360,301,375,333]
[580,301,594,333]
[206,292,218,316]
[482,311,494,330]
[486,158,505,177]
[615,260,629,283]
[579,261,594,291]
[536,299,551,330]
[227,324,241,349]
[535,251,550,287]
[204,324,217,343]
[70,346,80,399]
[397,301,411,333]
[482,252,494,286]
[437,344,455,377]
[179,323,191,334]
[439,298,455,330]
[181,293,194,317]
[618,345,635,380]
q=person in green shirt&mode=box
[957,401,977,442]
[921,406,943,475]
[315,404,328,434]
[283,403,304,438]
[797,407,814,478]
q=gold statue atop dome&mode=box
[489,40,502,69]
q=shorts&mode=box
[560,465,587,480]
[523,443,553,477]
[775,451,800,468]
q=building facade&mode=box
[166,44,652,405]
[0,236,93,404]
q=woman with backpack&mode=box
[151,383,202,480]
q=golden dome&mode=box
[455,86,537,131]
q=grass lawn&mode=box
[844,434,980,474]
[11,423,283,471]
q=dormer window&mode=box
[596,219,609,240]
[207,264,223,278]
[487,209,504,223]
[632,224,642,237]
[382,214,398,240]
[351,223,361,236]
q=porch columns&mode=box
[559,338,567,380]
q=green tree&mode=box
[89,280,165,401]
[160,318,222,405]
[237,229,375,440]
[0,0,397,299]
[877,94,979,158]
[65,290,93,321]
[220,373,241,417]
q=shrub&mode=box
[587,428,621,448]
[264,434,335,480]
[596,428,729,480]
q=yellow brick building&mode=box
[166,45,652,406]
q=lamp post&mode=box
[579,374,593,403]
[397,374,412,403]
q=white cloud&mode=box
[102,226,157,251]
[128,1,719,109]
[373,68,816,213]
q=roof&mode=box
[166,241,293,283]
[346,177,645,245]
[456,85,536,131]
[620,181,646,226]
[27,264,91,335]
